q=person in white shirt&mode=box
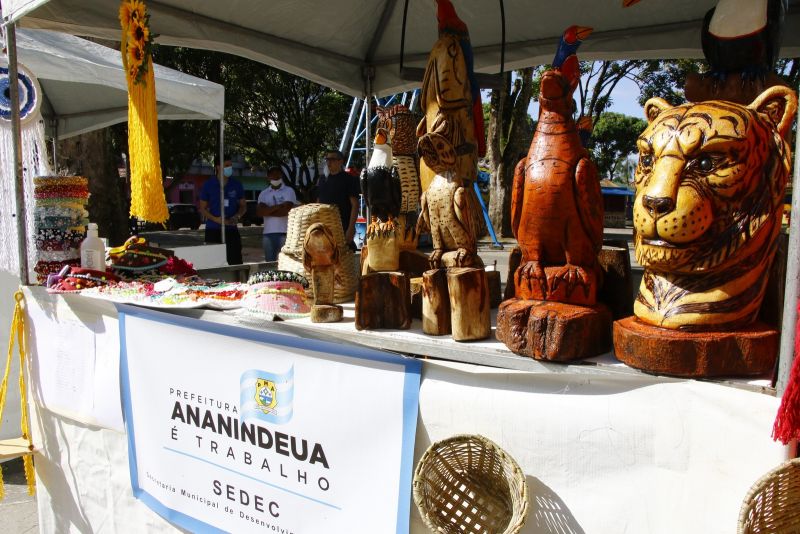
[256,166,299,261]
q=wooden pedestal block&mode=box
[486,270,502,309]
[355,272,411,330]
[496,299,612,361]
[422,269,451,336]
[504,246,522,300]
[410,277,423,320]
[447,267,490,342]
[613,316,778,378]
[400,250,432,277]
[311,304,343,323]
[597,240,633,319]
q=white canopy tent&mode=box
[16,28,224,139]
[2,0,800,390]
[3,0,800,98]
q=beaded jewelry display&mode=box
[47,266,121,293]
[247,270,310,288]
[108,235,174,272]
[31,175,89,283]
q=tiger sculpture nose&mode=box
[641,195,674,218]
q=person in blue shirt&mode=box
[198,154,246,265]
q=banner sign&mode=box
[118,305,421,533]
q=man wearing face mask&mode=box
[256,166,298,262]
[198,154,246,265]
[315,149,360,250]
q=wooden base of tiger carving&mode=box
[615,85,797,377]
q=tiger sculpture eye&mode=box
[631,85,797,331]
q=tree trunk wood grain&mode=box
[57,129,129,246]
[447,267,490,341]
[487,68,534,238]
[422,268,450,336]
[355,272,411,330]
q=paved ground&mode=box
[0,458,38,534]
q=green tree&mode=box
[589,112,648,180]
[485,69,536,237]
[151,46,351,201]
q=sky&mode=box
[524,75,646,120]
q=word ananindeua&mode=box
[171,402,329,468]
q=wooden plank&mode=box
[0,437,32,460]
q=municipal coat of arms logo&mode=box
[255,378,278,414]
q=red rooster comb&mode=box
[436,0,467,32]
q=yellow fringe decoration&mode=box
[120,0,168,224]
[0,291,35,499]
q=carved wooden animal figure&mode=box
[416,173,478,268]
[416,0,482,192]
[303,222,340,307]
[633,85,797,330]
[511,69,603,303]
[360,129,401,222]
[377,105,421,249]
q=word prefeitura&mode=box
[170,401,329,468]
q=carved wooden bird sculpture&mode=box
[417,173,479,269]
[360,128,402,224]
[417,0,482,192]
[552,25,593,92]
[510,69,603,304]
[701,0,786,82]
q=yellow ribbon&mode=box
[0,291,35,499]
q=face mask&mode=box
[270,179,283,187]
[223,166,233,178]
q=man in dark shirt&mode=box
[315,149,360,249]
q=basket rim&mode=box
[737,457,800,532]
[412,433,529,534]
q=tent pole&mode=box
[339,98,361,154]
[219,119,226,248]
[51,119,58,170]
[364,67,374,164]
[776,92,800,395]
[346,103,366,168]
[7,24,29,285]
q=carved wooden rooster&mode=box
[510,69,603,304]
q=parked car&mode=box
[242,200,263,226]
[165,203,201,230]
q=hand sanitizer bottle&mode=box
[80,223,106,270]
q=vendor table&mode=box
[22,286,787,534]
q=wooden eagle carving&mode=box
[511,69,603,304]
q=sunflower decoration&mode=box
[118,0,169,224]
[119,0,153,85]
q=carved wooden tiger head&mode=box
[632,86,797,330]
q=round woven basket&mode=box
[278,203,358,303]
[413,434,528,534]
[738,457,800,533]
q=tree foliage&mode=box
[151,46,351,200]
[589,112,648,181]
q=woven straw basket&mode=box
[413,434,529,534]
[738,457,800,533]
[278,203,358,303]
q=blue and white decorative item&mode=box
[0,56,51,277]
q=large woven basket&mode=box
[738,457,800,533]
[413,434,529,534]
[278,203,358,303]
